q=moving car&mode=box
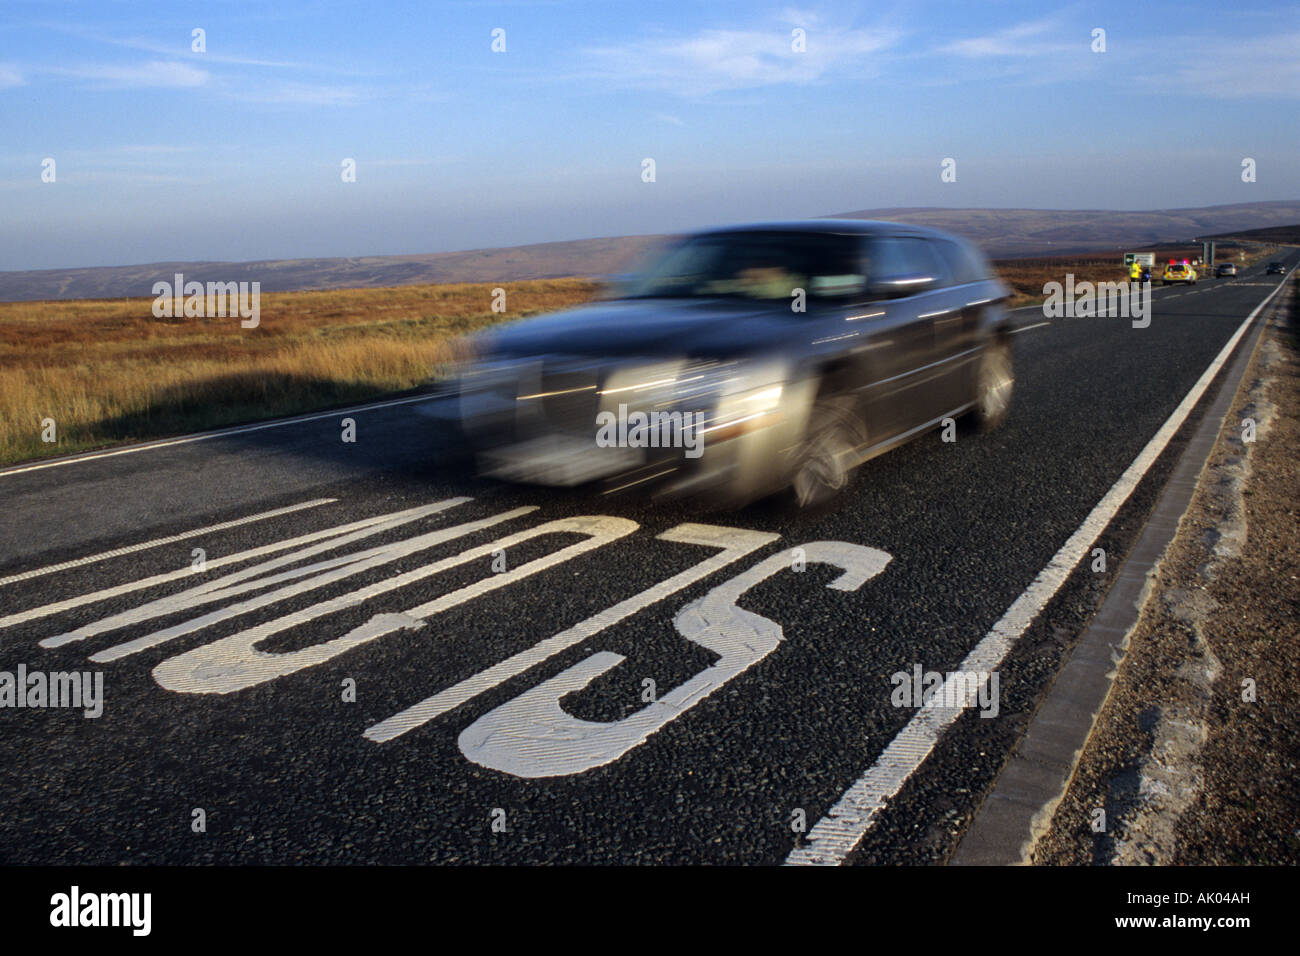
[1266,261,1286,275]
[1214,263,1237,278]
[1162,261,1197,285]
[454,220,1014,508]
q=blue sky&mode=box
[2,0,1298,271]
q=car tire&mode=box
[973,338,1014,432]
[790,399,865,509]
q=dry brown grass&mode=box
[0,279,600,464]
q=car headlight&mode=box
[702,381,786,441]
[677,360,785,400]
[596,359,783,407]
[596,358,789,444]
[669,360,789,441]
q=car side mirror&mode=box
[868,273,936,299]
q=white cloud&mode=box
[0,65,23,88]
[233,82,363,106]
[939,19,1070,58]
[581,15,901,95]
[1137,32,1300,98]
[114,144,196,154]
[32,23,348,74]
[368,158,443,167]
[62,60,210,88]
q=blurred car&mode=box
[1266,261,1286,275]
[1214,263,1237,278]
[1162,262,1197,285]
[453,221,1014,509]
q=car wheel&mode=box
[973,338,1014,431]
[790,400,864,509]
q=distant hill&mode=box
[1200,222,1300,246]
[0,235,669,304]
[3,200,1297,302]
[824,202,1300,255]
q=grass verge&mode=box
[0,279,598,464]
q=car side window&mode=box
[935,239,988,285]
[870,237,950,287]
[873,238,935,282]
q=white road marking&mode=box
[460,542,891,778]
[151,515,637,694]
[0,394,440,479]
[0,497,337,587]
[22,499,473,645]
[364,523,780,743]
[1010,322,1050,335]
[91,504,534,663]
[786,272,1291,866]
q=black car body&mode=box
[455,220,1014,507]
[1266,261,1286,275]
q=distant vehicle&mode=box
[1266,261,1286,275]
[455,220,1014,508]
[1214,263,1237,278]
[1162,262,1197,285]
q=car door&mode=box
[853,235,955,440]
[930,237,992,413]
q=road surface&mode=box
[1,257,1294,865]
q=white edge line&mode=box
[0,393,442,479]
[786,272,1291,866]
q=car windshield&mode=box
[620,231,868,301]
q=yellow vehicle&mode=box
[1162,261,1197,285]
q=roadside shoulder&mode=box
[1034,279,1300,865]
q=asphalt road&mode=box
[1,256,1295,865]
